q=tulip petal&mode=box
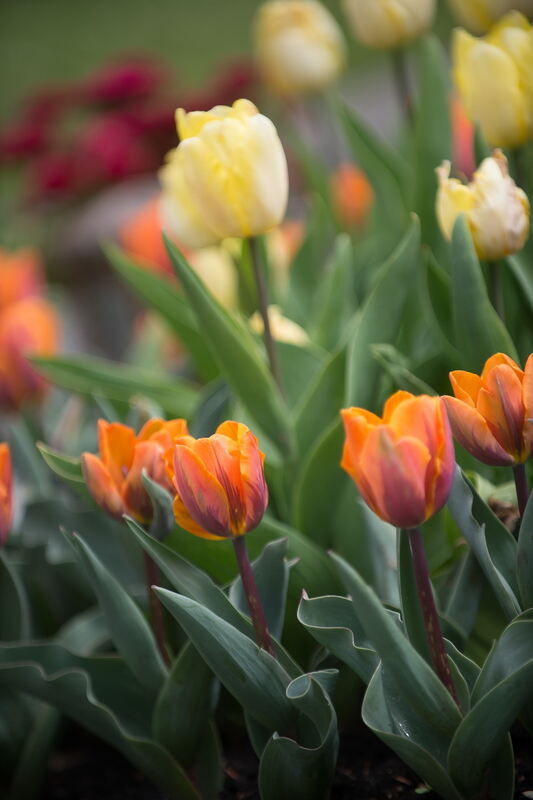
[481,352,523,382]
[477,363,527,460]
[171,494,225,540]
[81,453,125,520]
[98,420,136,489]
[442,395,514,466]
[382,390,414,422]
[449,370,481,406]
[340,407,382,476]
[173,444,231,537]
[0,443,12,545]
[121,441,166,523]
[522,354,533,452]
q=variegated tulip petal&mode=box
[442,395,514,466]
[173,444,232,538]
[81,453,126,520]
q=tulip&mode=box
[81,418,189,524]
[446,0,532,34]
[0,247,43,311]
[443,353,533,468]
[159,99,288,249]
[254,0,345,97]
[249,304,309,346]
[436,150,530,260]
[453,12,533,148]
[341,0,436,48]
[0,297,60,411]
[341,392,455,529]
[168,421,268,540]
[0,443,12,546]
[330,162,374,230]
[451,96,475,179]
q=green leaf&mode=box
[165,237,294,456]
[371,344,436,395]
[446,469,520,621]
[0,549,30,640]
[32,354,199,419]
[413,35,451,245]
[309,233,355,350]
[506,254,533,318]
[444,552,484,643]
[229,539,290,641]
[8,702,60,800]
[277,341,324,412]
[450,216,518,370]
[258,673,338,800]
[106,243,218,381]
[66,532,167,695]
[517,486,533,609]
[397,531,432,663]
[155,589,295,733]
[37,442,84,484]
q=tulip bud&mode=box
[341,392,455,529]
[159,99,288,248]
[0,443,12,546]
[254,0,345,97]
[446,0,532,34]
[249,304,309,345]
[82,418,189,523]
[0,297,60,412]
[436,150,530,260]
[453,12,533,148]
[0,247,43,311]
[330,162,374,230]
[443,353,533,467]
[168,421,268,539]
[341,0,436,48]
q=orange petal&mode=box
[341,407,382,476]
[172,494,225,540]
[121,441,166,523]
[442,395,514,466]
[236,427,268,533]
[477,364,526,459]
[481,353,523,384]
[0,442,12,545]
[523,354,533,455]
[382,391,414,422]
[98,420,136,489]
[449,370,481,406]
[81,452,125,520]
[172,444,231,537]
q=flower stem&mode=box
[232,535,275,657]
[407,527,459,704]
[488,260,506,322]
[513,463,529,519]
[143,552,171,667]
[391,48,413,127]
[249,236,284,394]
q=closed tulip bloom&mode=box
[0,247,43,311]
[341,392,455,528]
[0,297,60,411]
[436,150,529,260]
[447,0,532,35]
[254,0,345,97]
[342,0,436,48]
[330,162,374,230]
[443,353,533,466]
[82,418,189,523]
[0,443,12,546]
[168,421,268,540]
[453,12,533,147]
[159,99,288,249]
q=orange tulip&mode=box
[0,247,43,312]
[443,353,533,466]
[82,417,189,523]
[0,297,60,411]
[330,162,374,230]
[120,195,174,279]
[168,421,268,540]
[341,392,455,529]
[0,443,12,546]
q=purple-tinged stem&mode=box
[232,535,275,657]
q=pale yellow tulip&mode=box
[341,0,435,48]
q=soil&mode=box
[42,723,533,800]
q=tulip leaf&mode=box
[397,530,433,664]
[37,442,84,484]
[444,552,484,643]
[0,643,199,800]
[105,243,218,381]
[450,216,518,370]
[446,468,520,621]
[371,344,436,395]
[65,532,168,696]
[517,486,533,608]
[448,611,533,798]
[413,35,451,245]
[276,341,324,411]
[258,672,338,800]
[7,701,60,800]
[506,254,533,318]
[229,538,290,641]
[155,589,296,733]
[0,549,30,641]
[165,237,294,456]
[309,233,355,350]
[31,354,199,419]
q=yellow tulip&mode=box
[447,0,532,34]
[453,12,533,147]
[159,99,288,248]
[249,305,309,346]
[436,150,530,260]
[341,0,435,48]
[254,0,345,96]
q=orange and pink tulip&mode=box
[0,443,12,546]
[0,247,44,311]
[443,353,533,467]
[167,421,268,540]
[330,162,374,231]
[82,417,189,523]
[341,392,455,529]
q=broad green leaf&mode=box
[0,549,30,640]
[155,589,296,733]
[444,552,484,643]
[397,531,432,663]
[258,673,338,800]
[450,216,518,370]
[413,35,451,245]
[506,254,533,318]
[6,417,51,497]
[66,533,167,695]
[446,469,520,621]
[165,237,294,456]
[32,354,199,419]
[277,341,324,412]
[517,487,533,609]
[106,243,218,381]
[310,234,355,350]
[229,538,290,641]
[37,442,84,484]
[371,344,436,395]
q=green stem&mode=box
[488,260,505,322]
[513,463,529,519]
[249,236,284,394]
[232,535,275,657]
[407,527,459,704]
[391,48,413,127]
[143,553,171,667]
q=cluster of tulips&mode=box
[1,1,533,799]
